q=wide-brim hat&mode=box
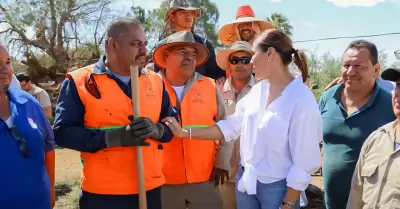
[219,5,275,45]
[153,31,209,69]
[164,0,201,22]
[216,41,254,71]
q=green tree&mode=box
[131,0,220,51]
[0,0,115,82]
[307,52,342,100]
[266,13,293,36]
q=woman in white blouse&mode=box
[163,29,322,209]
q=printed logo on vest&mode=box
[143,82,156,100]
[28,118,38,129]
[192,91,204,104]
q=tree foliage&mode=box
[266,13,293,36]
[0,0,115,82]
[130,0,221,51]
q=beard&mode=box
[240,30,256,42]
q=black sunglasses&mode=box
[9,127,31,158]
[229,56,251,65]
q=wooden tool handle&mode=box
[130,65,147,209]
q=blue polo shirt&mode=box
[0,88,55,209]
[319,83,395,209]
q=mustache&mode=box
[180,58,193,65]
[136,54,146,59]
[240,29,251,33]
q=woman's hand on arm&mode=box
[161,117,224,141]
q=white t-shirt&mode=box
[4,117,13,128]
[10,74,21,89]
[172,86,185,102]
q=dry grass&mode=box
[54,149,81,209]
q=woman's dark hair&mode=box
[255,29,309,82]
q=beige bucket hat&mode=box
[153,31,209,69]
[219,5,274,45]
[216,41,254,71]
[164,0,201,22]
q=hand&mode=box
[280,204,291,209]
[216,77,227,86]
[129,116,164,140]
[104,116,150,148]
[323,77,342,91]
[161,117,188,138]
[209,167,229,186]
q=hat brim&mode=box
[164,7,201,21]
[153,42,209,69]
[218,17,275,45]
[216,48,254,71]
[381,68,400,82]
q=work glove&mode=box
[105,116,150,148]
[129,116,164,140]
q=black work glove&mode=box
[129,116,164,140]
[104,117,150,148]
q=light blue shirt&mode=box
[377,78,395,92]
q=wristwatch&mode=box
[282,200,296,208]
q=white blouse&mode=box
[217,76,322,195]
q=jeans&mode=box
[79,187,162,209]
[236,166,300,209]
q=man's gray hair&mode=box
[105,18,143,48]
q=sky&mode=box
[128,0,400,65]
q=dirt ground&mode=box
[54,149,325,209]
[55,148,81,181]
[55,148,81,209]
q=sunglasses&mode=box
[9,127,31,158]
[229,57,251,65]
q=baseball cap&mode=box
[381,68,400,82]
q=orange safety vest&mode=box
[162,76,218,184]
[67,65,165,195]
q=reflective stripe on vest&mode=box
[162,77,218,184]
[68,66,164,195]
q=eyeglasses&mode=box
[229,57,251,65]
[8,127,31,158]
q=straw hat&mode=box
[218,5,275,45]
[164,0,201,22]
[216,41,254,71]
[153,31,209,69]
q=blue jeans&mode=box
[236,166,300,209]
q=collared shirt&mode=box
[217,76,322,194]
[53,56,178,153]
[347,121,400,209]
[216,75,258,182]
[154,33,226,80]
[376,78,395,92]
[29,84,51,108]
[319,83,396,209]
[0,88,54,209]
[163,71,230,171]
[10,74,21,89]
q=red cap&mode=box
[236,5,256,19]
